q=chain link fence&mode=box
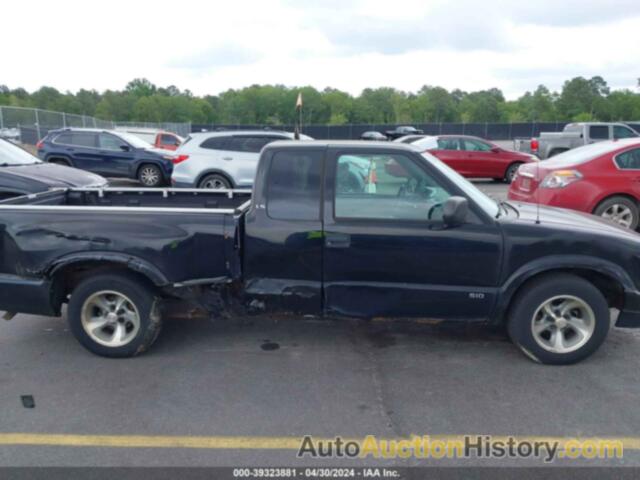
[192,122,572,141]
[0,106,191,145]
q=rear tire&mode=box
[67,273,163,358]
[138,164,163,187]
[593,196,639,230]
[199,173,232,190]
[504,163,522,183]
[507,274,610,365]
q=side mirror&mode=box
[442,196,468,227]
[120,145,131,152]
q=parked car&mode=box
[0,128,20,142]
[171,130,312,189]
[508,139,640,229]
[385,126,424,140]
[514,122,639,159]
[360,131,387,141]
[36,128,179,186]
[411,135,538,183]
[116,127,184,151]
[0,138,106,199]
[2,141,640,365]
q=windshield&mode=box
[421,151,500,218]
[543,140,640,168]
[113,131,154,149]
[0,139,41,166]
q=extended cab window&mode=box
[267,150,322,221]
[613,126,638,139]
[589,125,609,139]
[334,153,452,221]
[615,148,640,169]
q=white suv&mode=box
[171,130,312,189]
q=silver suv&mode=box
[171,130,312,189]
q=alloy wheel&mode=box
[601,204,634,228]
[530,295,595,354]
[80,291,141,347]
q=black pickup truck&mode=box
[2,140,640,364]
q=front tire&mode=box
[593,196,639,230]
[67,273,163,358]
[507,274,610,365]
[138,164,163,187]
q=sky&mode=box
[3,0,640,99]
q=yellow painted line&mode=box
[0,433,639,450]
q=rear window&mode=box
[267,150,322,221]
[161,134,179,145]
[614,148,640,170]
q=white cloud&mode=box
[2,0,639,99]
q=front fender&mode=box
[493,254,635,322]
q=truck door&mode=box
[322,148,503,321]
[243,148,325,315]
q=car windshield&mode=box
[421,151,500,218]
[0,139,41,166]
[543,140,640,168]
[113,132,154,149]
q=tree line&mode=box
[1,76,639,125]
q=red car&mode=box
[508,139,640,229]
[412,135,538,183]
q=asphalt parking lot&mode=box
[2,180,640,468]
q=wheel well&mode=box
[196,170,234,188]
[592,193,638,213]
[508,268,624,317]
[50,261,158,310]
[506,161,523,174]
[47,155,72,165]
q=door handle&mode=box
[325,233,350,249]
[223,156,233,161]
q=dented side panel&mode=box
[0,208,237,315]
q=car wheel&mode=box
[504,163,522,184]
[138,164,163,187]
[67,273,163,358]
[593,196,639,230]
[199,173,231,190]
[507,274,610,365]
